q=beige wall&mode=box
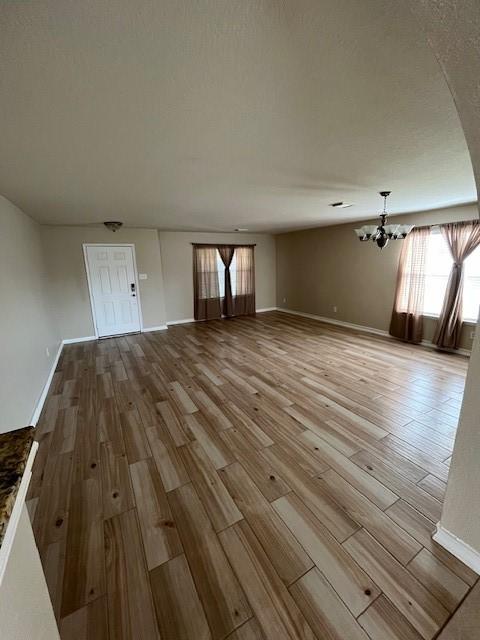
[158,231,276,322]
[276,203,479,350]
[38,227,276,339]
[41,226,168,339]
[0,197,60,433]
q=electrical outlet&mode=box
[283,297,287,303]
[333,305,337,313]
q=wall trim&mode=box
[276,307,390,337]
[166,309,284,325]
[0,441,39,585]
[420,339,471,358]
[433,523,480,574]
[167,318,196,326]
[62,336,97,344]
[29,341,64,426]
[30,334,98,427]
[142,325,168,332]
[276,307,471,356]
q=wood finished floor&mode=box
[26,311,478,640]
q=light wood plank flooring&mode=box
[26,311,478,639]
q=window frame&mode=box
[426,227,479,324]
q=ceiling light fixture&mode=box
[330,202,353,208]
[103,221,123,232]
[354,191,414,249]
[235,228,248,232]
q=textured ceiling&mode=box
[0,0,476,232]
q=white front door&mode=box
[84,244,141,338]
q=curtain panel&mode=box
[193,246,221,321]
[233,246,255,316]
[389,227,429,343]
[433,220,480,349]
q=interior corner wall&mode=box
[276,202,479,350]
[440,316,480,552]
[405,0,480,565]
[0,196,61,433]
[40,225,168,339]
[158,231,277,323]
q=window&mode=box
[464,249,480,322]
[399,228,480,322]
[234,246,255,296]
[423,230,452,317]
[195,246,220,300]
[216,250,237,297]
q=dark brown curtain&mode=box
[193,246,221,321]
[389,227,429,343]
[433,220,480,349]
[218,246,235,317]
[233,246,255,316]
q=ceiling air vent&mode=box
[330,202,353,208]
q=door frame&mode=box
[83,243,144,339]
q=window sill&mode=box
[422,313,477,325]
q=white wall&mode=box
[0,197,61,433]
[0,506,59,639]
[408,0,480,569]
[158,231,277,322]
[439,317,480,555]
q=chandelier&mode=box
[354,191,414,249]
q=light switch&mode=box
[139,273,148,280]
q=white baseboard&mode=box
[433,523,480,574]
[62,335,97,344]
[420,339,471,358]
[30,335,97,425]
[142,325,168,332]
[167,311,278,324]
[30,341,64,426]
[276,307,471,355]
[276,307,390,337]
[166,318,196,326]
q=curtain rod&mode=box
[413,219,480,231]
[191,243,256,247]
